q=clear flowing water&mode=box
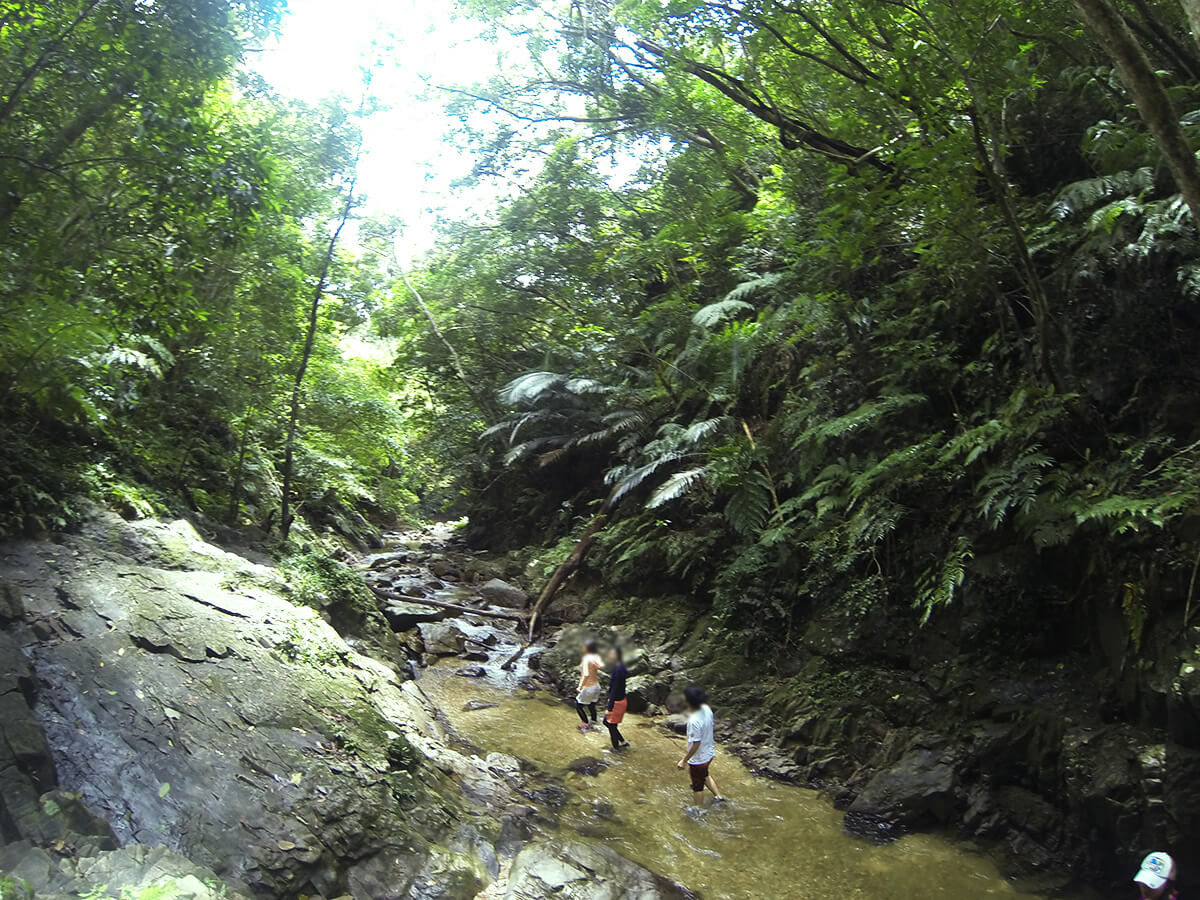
[419,644,1079,900]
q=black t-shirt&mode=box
[608,662,628,703]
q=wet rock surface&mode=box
[503,840,695,900]
[0,515,690,899]
[531,613,1186,894]
[0,843,254,900]
[478,579,528,610]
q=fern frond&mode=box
[499,371,567,405]
[647,467,709,508]
[724,471,770,535]
[723,272,783,303]
[793,394,926,449]
[504,435,571,465]
[610,450,686,502]
[915,535,973,624]
[1050,167,1153,220]
[682,416,728,445]
[692,299,754,329]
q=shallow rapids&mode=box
[418,647,1076,900]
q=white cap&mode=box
[1134,852,1176,890]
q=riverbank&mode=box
[356,525,1105,898]
[0,509,691,899]
[0,509,1114,899]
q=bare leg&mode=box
[705,774,724,800]
[693,790,706,806]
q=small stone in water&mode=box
[463,700,498,711]
[455,666,487,678]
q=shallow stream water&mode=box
[418,635,1081,900]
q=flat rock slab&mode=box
[0,843,250,900]
[419,621,468,655]
[504,840,695,899]
[383,601,447,631]
[0,509,513,899]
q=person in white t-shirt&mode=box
[574,639,604,733]
[676,684,724,806]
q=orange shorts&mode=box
[605,699,627,724]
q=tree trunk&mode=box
[227,422,251,526]
[397,267,501,422]
[1180,0,1200,53]
[279,175,357,540]
[527,483,621,640]
[0,73,133,223]
[1075,0,1200,225]
[0,0,104,126]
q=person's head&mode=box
[607,645,623,665]
[684,684,707,711]
[1135,852,1176,898]
[582,638,598,655]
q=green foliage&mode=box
[279,552,373,614]
[276,618,344,668]
[0,2,431,538]
[433,0,1200,649]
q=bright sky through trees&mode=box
[253,0,500,258]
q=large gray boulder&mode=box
[504,840,695,899]
[624,674,669,714]
[419,621,468,655]
[846,747,960,827]
[479,579,528,610]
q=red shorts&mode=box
[689,761,710,792]
[605,699,627,724]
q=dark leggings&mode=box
[604,720,625,748]
[576,701,597,724]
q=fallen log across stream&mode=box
[368,586,529,623]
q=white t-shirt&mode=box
[686,704,715,765]
[579,653,603,687]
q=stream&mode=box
[411,595,1072,900]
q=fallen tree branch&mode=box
[368,586,528,623]
[501,642,529,671]
[527,482,621,640]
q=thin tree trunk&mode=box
[279,174,357,540]
[1180,0,1200,53]
[397,267,500,422]
[227,422,251,526]
[527,483,621,640]
[0,73,133,223]
[965,108,1063,391]
[0,0,105,126]
[1075,0,1200,225]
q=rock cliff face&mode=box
[0,513,677,899]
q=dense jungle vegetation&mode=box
[4,0,1200,658]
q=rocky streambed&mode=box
[0,511,1141,899]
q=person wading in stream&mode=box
[575,639,604,732]
[603,645,630,750]
[677,684,724,807]
[1134,852,1180,899]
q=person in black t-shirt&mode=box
[602,646,629,750]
